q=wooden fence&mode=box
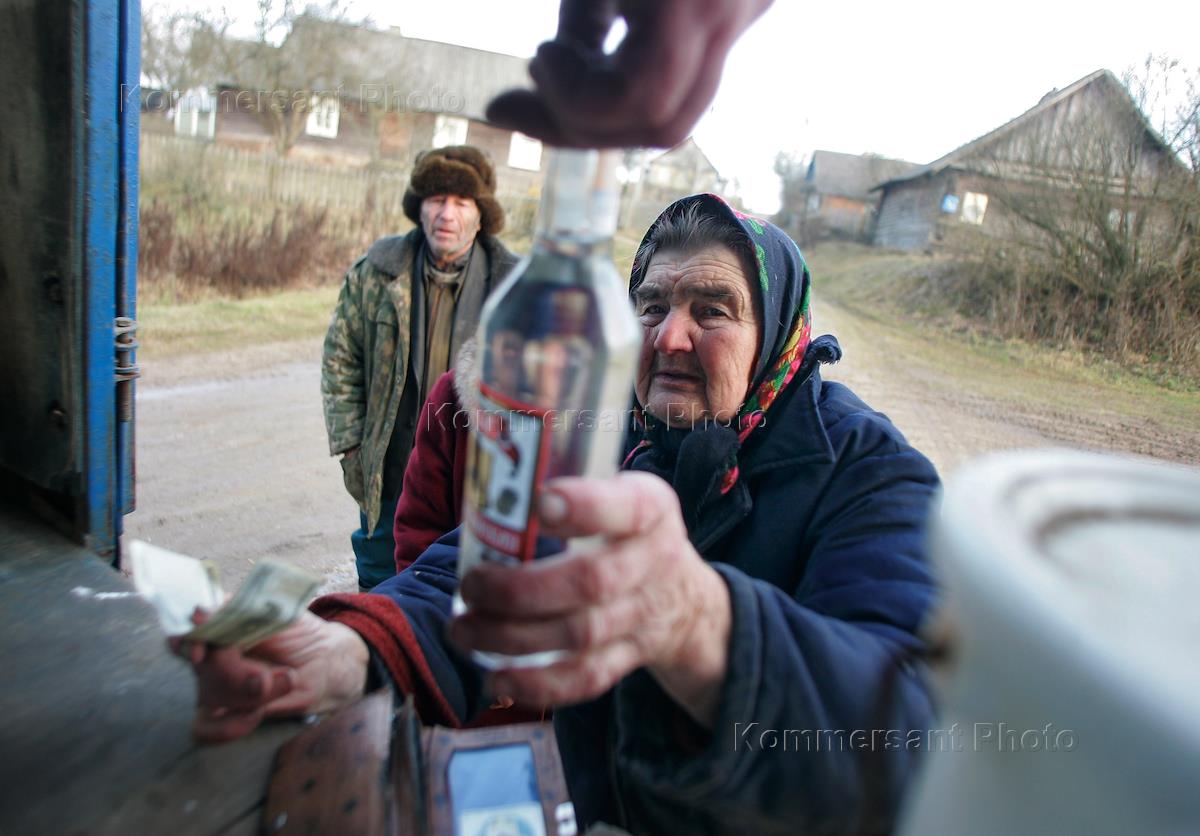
[140,133,540,232]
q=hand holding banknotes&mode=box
[173,609,370,743]
[128,540,370,742]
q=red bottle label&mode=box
[463,383,555,563]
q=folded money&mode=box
[129,540,320,648]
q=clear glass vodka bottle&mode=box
[454,149,640,669]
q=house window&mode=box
[173,88,215,139]
[1108,208,1136,230]
[649,165,674,188]
[433,115,468,148]
[806,193,821,213]
[507,132,543,171]
[305,96,340,139]
[961,192,989,225]
[941,194,960,214]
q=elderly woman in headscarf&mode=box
[181,195,940,835]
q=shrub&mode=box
[138,198,413,299]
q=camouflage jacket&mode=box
[321,229,518,531]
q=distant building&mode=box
[642,139,725,199]
[872,69,1183,251]
[623,138,729,230]
[781,150,917,243]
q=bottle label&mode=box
[463,383,554,563]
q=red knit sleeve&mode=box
[310,593,460,727]
[393,372,463,572]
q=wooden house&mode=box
[781,150,917,242]
[872,69,1183,251]
[622,138,728,230]
[641,139,726,199]
[161,20,546,195]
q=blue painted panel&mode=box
[85,0,120,557]
[118,0,140,524]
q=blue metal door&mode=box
[0,0,139,562]
[84,0,141,559]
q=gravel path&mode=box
[817,303,1200,474]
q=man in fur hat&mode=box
[322,145,518,591]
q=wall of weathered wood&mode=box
[873,175,946,250]
[873,74,1187,252]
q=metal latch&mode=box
[115,316,139,422]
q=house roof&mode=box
[804,150,918,200]
[216,18,531,122]
[648,137,721,175]
[322,23,531,120]
[873,68,1175,191]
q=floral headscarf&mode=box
[626,193,814,497]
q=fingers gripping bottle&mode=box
[455,149,640,669]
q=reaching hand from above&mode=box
[172,610,370,743]
[486,0,773,148]
[449,472,734,727]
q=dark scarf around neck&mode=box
[418,236,492,394]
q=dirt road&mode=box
[125,340,360,594]
[817,302,1200,472]
[125,303,1199,593]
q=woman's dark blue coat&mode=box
[329,335,941,835]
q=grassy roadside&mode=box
[806,242,1200,432]
[137,231,644,361]
[138,285,340,359]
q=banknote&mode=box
[128,540,224,635]
[128,540,320,648]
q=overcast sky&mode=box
[186,0,1200,213]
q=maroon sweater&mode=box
[392,371,469,573]
[310,373,468,727]
[376,369,539,726]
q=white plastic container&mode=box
[899,449,1200,835]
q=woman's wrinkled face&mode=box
[633,245,761,428]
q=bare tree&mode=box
[141,1,365,156]
[1125,55,1200,177]
[773,151,824,247]
[225,2,364,155]
[140,5,219,104]
[953,60,1200,371]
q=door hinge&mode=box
[115,316,139,422]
